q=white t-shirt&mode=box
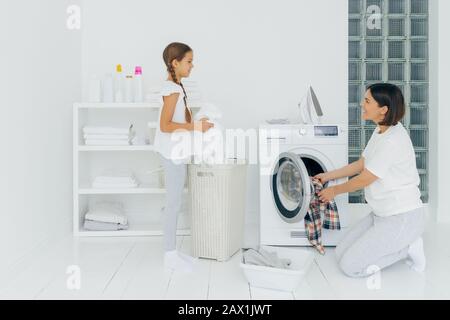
[153,80,193,161]
[362,123,423,217]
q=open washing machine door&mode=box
[270,152,313,224]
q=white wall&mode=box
[430,0,450,222]
[0,1,81,278]
[81,0,348,220]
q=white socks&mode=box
[406,237,426,273]
[164,250,198,273]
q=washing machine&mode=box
[259,123,350,247]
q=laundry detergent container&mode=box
[188,159,247,261]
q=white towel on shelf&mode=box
[131,135,147,146]
[85,139,130,146]
[97,169,135,177]
[83,219,129,231]
[92,181,138,188]
[94,176,137,184]
[83,125,133,135]
[92,171,139,188]
[145,93,163,104]
[83,134,131,140]
[85,202,128,225]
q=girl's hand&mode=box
[314,172,332,185]
[194,120,214,132]
[318,187,336,203]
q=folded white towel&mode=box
[83,134,131,140]
[92,181,138,188]
[98,169,135,177]
[85,202,128,225]
[83,219,129,231]
[93,174,138,186]
[131,135,147,146]
[83,125,133,135]
[194,103,223,121]
[94,176,137,184]
[85,140,130,146]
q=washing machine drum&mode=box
[271,152,313,223]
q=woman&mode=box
[315,83,426,278]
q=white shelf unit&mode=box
[73,102,198,237]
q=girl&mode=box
[154,42,214,271]
[315,83,426,278]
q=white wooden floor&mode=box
[1,222,450,300]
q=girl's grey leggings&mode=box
[161,156,187,252]
[336,206,425,278]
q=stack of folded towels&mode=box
[92,169,139,188]
[83,202,129,231]
[145,89,163,105]
[181,80,203,105]
[83,125,134,146]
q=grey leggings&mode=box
[161,156,187,251]
[336,206,425,278]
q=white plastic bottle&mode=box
[102,73,114,103]
[124,75,133,103]
[133,66,143,103]
[114,64,124,103]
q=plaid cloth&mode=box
[304,178,341,255]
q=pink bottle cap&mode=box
[135,66,142,75]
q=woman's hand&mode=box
[313,172,333,185]
[318,187,336,203]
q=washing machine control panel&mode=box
[313,125,339,137]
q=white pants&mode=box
[161,156,187,251]
[336,206,425,278]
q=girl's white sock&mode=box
[164,250,194,273]
[406,237,426,273]
[178,251,198,264]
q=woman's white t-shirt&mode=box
[153,80,193,161]
[362,122,423,217]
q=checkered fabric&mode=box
[304,178,341,255]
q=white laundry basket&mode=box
[188,159,247,261]
[240,246,315,292]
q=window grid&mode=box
[348,0,429,203]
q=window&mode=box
[348,0,429,203]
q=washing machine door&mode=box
[271,152,313,223]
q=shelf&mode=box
[74,102,202,109]
[76,224,191,237]
[73,101,194,237]
[78,145,155,151]
[75,102,161,109]
[78,185,188,195]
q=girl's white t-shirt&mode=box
[153,80,193,161]
[362,122,423,217]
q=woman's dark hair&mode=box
[367,83,405,126]
[162,42,193,123]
